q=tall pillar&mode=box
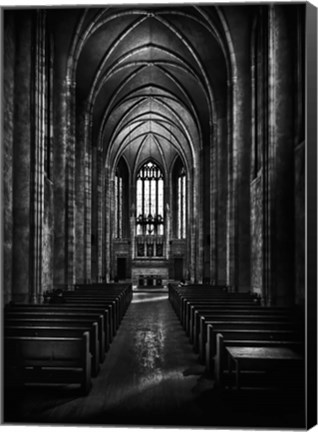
[195,149,204,284]
[91,145,98,282]
[227,54,252,292]
[85,146,92,282]
[66,81,76,289]
[11,12,33,303]
[293,6,305,306]
[235,71,252,293]
[268,5,295,306]
[97,149,104,281]
[189,167,196,283]
[104,167,112,282]
[75,109,87,283]
[3,11,15,304]
[31,10,50,303]
[215,115,228,286]
[226,80,237,291]
[101,160,107,282]
[210,124,217,285]
[53,63,75,289]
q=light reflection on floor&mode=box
[83,291,205,421]
[132,295,168,303]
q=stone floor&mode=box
[4,292,305,428]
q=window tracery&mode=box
[136,161,164,236]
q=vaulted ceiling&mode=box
[60,6,231,172]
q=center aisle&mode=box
[35,292,213,427]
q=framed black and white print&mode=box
[1,0,317,430]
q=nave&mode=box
[4,291,305,429]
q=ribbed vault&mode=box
[73,6,230,170]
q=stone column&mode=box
[226,80,237,291]
[130,205,136,260]
[101,162,107,282]
[227,63,252,293]
[165,203,170,260]
[66,80,76,289]
[210,124,217,285]
[97,149,104,281]
[53,60,73,290]
[91,145,98,282]
[104,166,112,282]
[3,11,15,304]
[85,147,92,282]
[214,115,228,286]
[189,166,196,283]
[11,12,33,303]
[235,71,252,293]
[293,6,305,306]
[31,10,47,303]
[75,108,87,283]
[267,5,295,306]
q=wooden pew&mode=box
[168,284,304,394]
[184,302,287,332]
[4,312,106,360]
[198,318,295,361]
[206,324,301,369]
[169,285,258,318]
[9,303,114,346]
[72,284,132,316]
[179,298,258,324]
[224,345,303,391]
[4,316,104,362]
[189,306,291,342]
[181,299,259,330]
[214,332,304,388]
[192,308,292,349]
[4,325,100,377]
[65,289,131,326]
[62,296,118,333]
[3,284,132,396]
[4,333,92,394]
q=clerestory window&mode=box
[114,158,129,239]
[177,166,186,239]
[114,168,123,238]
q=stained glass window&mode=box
[136,161,164,236]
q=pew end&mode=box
[4,333,92,395]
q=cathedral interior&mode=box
[2,2,317,429]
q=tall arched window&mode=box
[114,158,129,239]
[177,166,186,239]
[114,168,123,238]
[172,157,187,239]
[136,161,164,236]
